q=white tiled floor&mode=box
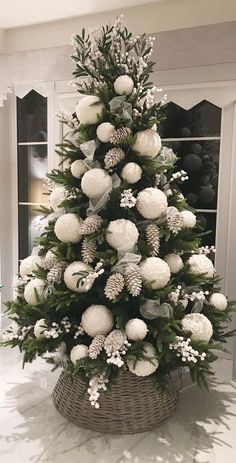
[0,348,236,462]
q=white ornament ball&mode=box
[164,254,184,274]
[71,159,88,179]
[128,342,159,377]
[114,75,134,96]
[182,313,213,342]
[70,344,88,364]
[20,255,42,278]
[209,293,228,311]
[54,213,82,243]
[96,122,115,142]
[24,278,45,305]
[106,219,139,252]
[125,318,148,341]
[188,254,215,278]
[81,305,114,338]
[34,318,47,338]
[121,162,142,184]
[81,168,112,199]
[181,210,196,229]
[140,257,171,290]
[133,129,162,158]
[49,186,68,211]
[64,261,93,293]
[136,187,168,219]
[75,95,104,125]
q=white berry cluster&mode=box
[120,189,137,209]
[44,322,62,339]
[199,245,216,255]
[145,86,159,109]
[74,324,85,339]
[87,374,109,408]
[183,290,209,303]
[56,111,79,129]
[80,262,104,291]
[170,170,189,183]
[169,336,207,363]
[2,323,31,342]
[106,339,131,368]
[168,285,182,305]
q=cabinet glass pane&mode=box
[159,100,221,138]
[18,145,48,204]
[167,140,219,209]
[18,206,44,260]
[17,90,47,142]
[196,212,216,247]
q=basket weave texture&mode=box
[53,370,179,434]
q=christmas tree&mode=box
[2,16,235,410]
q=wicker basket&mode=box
[53,370,178,434]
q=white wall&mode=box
[2,0,236,54]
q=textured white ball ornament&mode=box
[188,254,215,278]
[20,255,42,278]
[125,318,148,341]
[182,313,213,342]
[71,159,88,179]
[24,278,45,305]
[70,344,88,364]
[49,186,68,211]
[54,213,82,243]
[128,342,159,377]
[64,261,93,293]
[81,168,113,199]
[140,257,171,289]
[136,187,168,219]
[114,75,134,95]
[96,122,115,142]
[34,319,47,338]
[209,293,228,311]
[106,219,139,252]
[181,210,196,229]
[164,253,184,274]
[133,129,161,158]
[121,162,142,184]
[81,305,114,338]
[75,95,104,125]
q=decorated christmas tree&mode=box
[2,16,235,430]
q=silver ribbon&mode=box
[191,300,204,313]
[112,252,142,274]
[140,299,173,319]
[49,342,69,370]
[87,173,121,214]
[80,140,96,161]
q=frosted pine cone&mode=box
[104,329,126,355]
[104,273,125,300]
[80,214,103,235]
[104,148,125,170]
[81,238,97,264]
[47,265,63,284]
[167,208,183,234]
[110,127,132,145]
[146,223,160,257]
[88,334,105,359]
[124,264,142,297]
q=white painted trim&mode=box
[162,137,220,141]
[9,93,18,285]
[18,142,48,146]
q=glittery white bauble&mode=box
[70,344,88,364]
[125,318,148,341]
[20,255,43,278]
[164,253,184,274]
[128,342,159,377]
[75,95,104,125]
[188,254,215,278]
[121,162,142,184]
[114,75,134,95]
[71,159,88,179]
[81,305,114,338]
[96,122,115,142]
[106,219,139,252]
[54,213,82,243]
[133,129,162,158]
[140,257,171,289]
[81,168,113,199]
[209,293,228,311]
[49,186,68,211]
[34,319,47,338]
[136,187,168,219]
[24,278,45,305]
[180,210,196,229]
[64,261,93,293]
[182,313,213,342]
